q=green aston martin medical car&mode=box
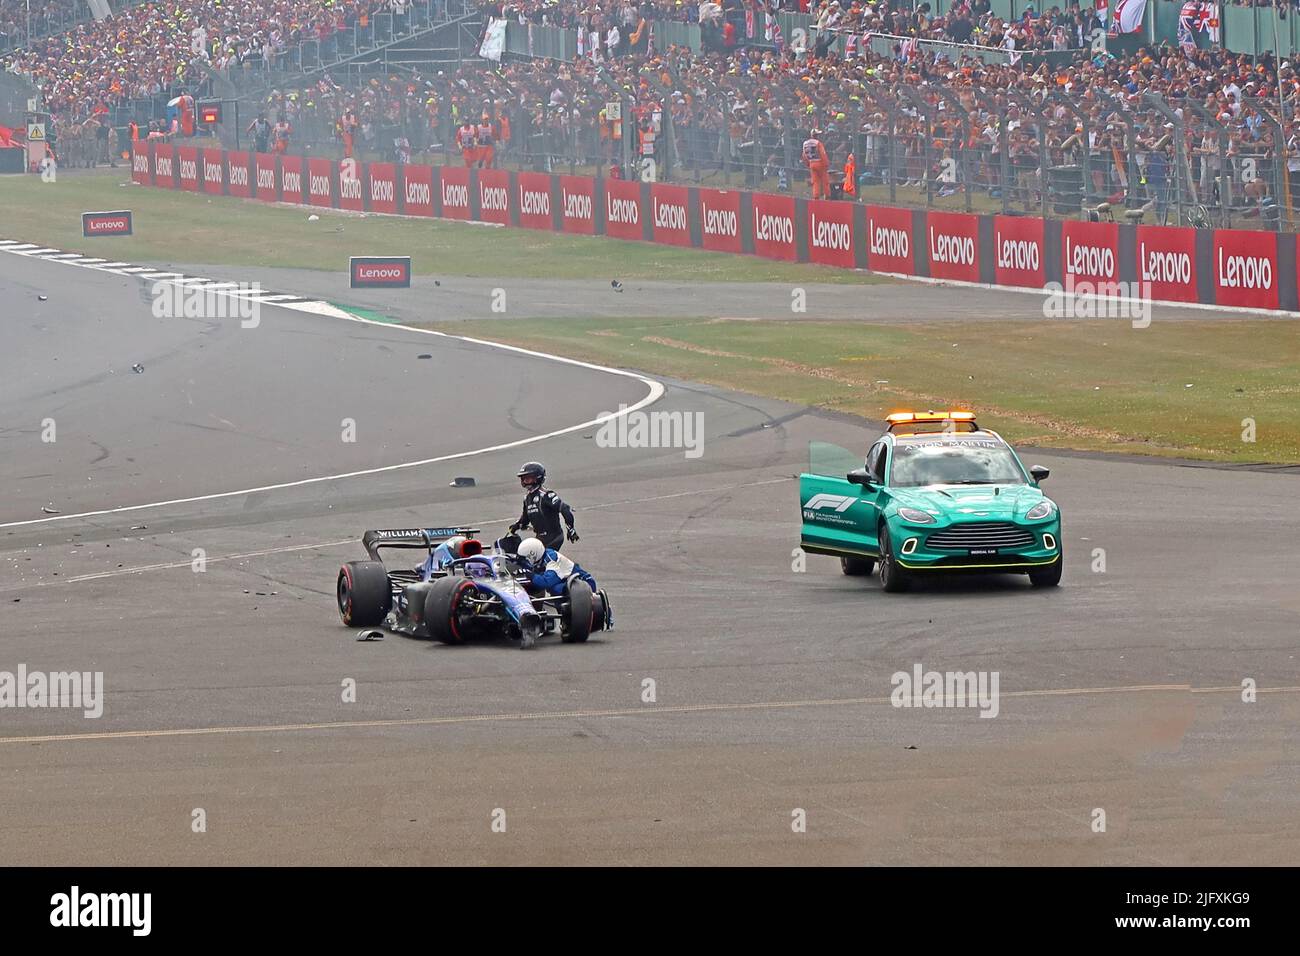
[798,411,1062,592]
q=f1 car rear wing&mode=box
[361,527,481,560]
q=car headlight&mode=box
[1025,501,1055,520]
[897,507,935,524]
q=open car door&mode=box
[798,441,882,560]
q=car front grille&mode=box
[925,522,1036,550]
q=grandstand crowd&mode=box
[5,0,1300,216]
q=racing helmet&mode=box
[516,461,546,489]
[517,537,547,566]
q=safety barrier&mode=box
[132,142,1298,313]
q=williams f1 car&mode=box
[799,411,1063,592]
[335,527,612,648]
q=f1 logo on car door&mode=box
[804,494,856,513]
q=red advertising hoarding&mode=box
[925,211,980,283]
[131,145,151,185]
[865,205,914,275]
[367,162,397,214]
[751,192,797,261]
[992,215,1045,289]
[1213,228,1278,310]
[153,143,174,188]
[559,175,595,234]
[254,152,277,202]
[439,165,469,219]
[307,157,334,207]
[226,151,251,198]
[1135,225,1198,303]
[337,158,363,211]
[177,146,199,192]
[806,199,855,269]
[1060,220,1119,286]
[517,172,553,230]
[350,256,412,288]
[403,164,434,217]
[603,178,642,241]
[201,148,224,195]
[697,188,742,254]
[279,154,304,203]
[650,183,691,247]
[477,168,510,225]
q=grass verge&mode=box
[425,315,1300,464]
[0,169,881,284]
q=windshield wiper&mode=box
[949,479,998,484]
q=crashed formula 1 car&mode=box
[335,527,612,649]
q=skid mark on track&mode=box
[3,684,1297,747]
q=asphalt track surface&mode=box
[2,250,1299,866]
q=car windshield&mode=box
[456,555,510,580]
[889,440,1026,487]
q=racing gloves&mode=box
[566,527,580,543]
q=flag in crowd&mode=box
[1177,1,1220,52]
[1109,0,1146,35]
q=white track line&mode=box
[0,242,666,530]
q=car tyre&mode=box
[337,560,391,626]
[425,577,472,644]
[561,579,594,643]
[1029,553,1063,588]
[878,526,911,593]
[840,555,875,576]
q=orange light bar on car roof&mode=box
[886,410,976,423]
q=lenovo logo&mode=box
[442,182,468,208]
[811,212,850,250]
[702,206,737,237]
[996,234,1040,272]
[755,213,793,243]
[929,228,975,265]
[653,199,686,231]
[1065,238,1116,279]
[1217,249,1272,289]
[351,256,412,288]
[405,180,431,206]
[869,222,909,259]
[310,173,330,197]
[1140,243,1192,284]
[370,178,394,202]
[607,195,639,224]
[521,189,550,216]
[481,185,508,211]
[563,190,592,220]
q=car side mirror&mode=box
[847,468,876,489]
[1030,465,1050,483]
